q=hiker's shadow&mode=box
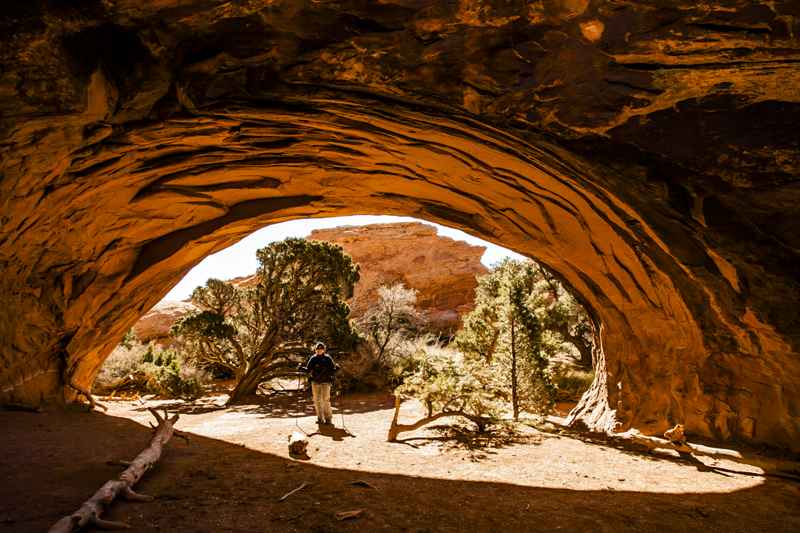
[309,424,355,442]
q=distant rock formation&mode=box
[309,223,488,332]
[132,301,197,344]
[134,223,487,341]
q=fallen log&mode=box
[611,429,800,478]
[49,408,180,533]
[387,396,491,442]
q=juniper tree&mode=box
[533,266,596,368]
[457,259,555,419]
[172,238,360,404]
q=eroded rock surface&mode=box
[309,223,487,332]
[0,1,798,450]
[134,222,485,339]
[132,300,198,344]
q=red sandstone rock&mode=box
[131,223,486,340]
[309,223,487,332]
[0,0,798,451]
[132,301,198,344]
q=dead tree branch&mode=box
[612,429,800,478]
[68,379,107,412]
[48,410,180,532]
[387,396,490,442]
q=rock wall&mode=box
[309,223,488,332]
[0,1,798,450]
[132,301,198,344]
[133,222,486,339]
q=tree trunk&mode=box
[550,323,594,369]
[577,339,594,369]
[227,366,263,405]
[565,328,594,369]
[511,315,519,421]
[376,312,394,362]
[49,409,181,532]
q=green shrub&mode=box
[550,363,594,401]
[142,351,206,398]
[94,341,207,399]
[394,336,502,425]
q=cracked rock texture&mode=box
[0,1,798,450]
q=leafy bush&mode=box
[394,336,502,425]
[94,341,207,399]
[95,342,151,386]
[141,349,207,399]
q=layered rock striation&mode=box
[0,1,798,450]
[309,223,488,332]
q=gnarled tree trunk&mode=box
[227,366,263,404]
[226,358,300,405]
[387,396,490,442]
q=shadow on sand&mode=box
[2,409,799,532]
[132,389,395,419]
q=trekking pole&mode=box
[294,372,308,436]
[336,387,349,435]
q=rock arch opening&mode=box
[2,1,798,452]
[113,215,598,410]
[4,96,792,450]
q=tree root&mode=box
[68,379,107,412]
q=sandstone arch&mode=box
[1,1,798,451]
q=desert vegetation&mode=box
[172,238,360,405]
[76,233,800,532]
[94,331,206,399]
[95,238,594,427]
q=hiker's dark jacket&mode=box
[302,353,338,383]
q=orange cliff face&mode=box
[308,222,488,333]
[1,0,798,451]
[133,223,488,342]
[132,301,197,344]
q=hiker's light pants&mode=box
[311,382,333,423]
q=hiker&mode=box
[299,342,339,425]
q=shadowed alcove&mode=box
[1,0,798,452]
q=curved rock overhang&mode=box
[0,1,798,451]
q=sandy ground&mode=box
[1,390,799,532]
